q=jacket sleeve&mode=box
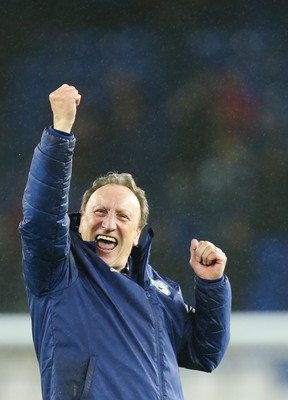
[19,127,76,296]
[178,275,231,372]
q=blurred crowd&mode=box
[1,1,288,312]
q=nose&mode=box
[101,212,117,231]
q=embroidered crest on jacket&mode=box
[150,279,171,296]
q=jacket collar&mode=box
[69,212,153,287]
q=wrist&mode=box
[53,118,74,134]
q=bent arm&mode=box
[178,276,231,372]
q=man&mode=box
[19,84,231,400]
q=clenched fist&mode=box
[189,239,227,280]
[49,84,81,133]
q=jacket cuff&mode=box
[47,125,75,140]
[195,275,226,286]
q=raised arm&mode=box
[19,84,81,295]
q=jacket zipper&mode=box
[145,288,164,400]
[121,275,165,399]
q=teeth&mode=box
[96,235,117,243]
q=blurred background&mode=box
[1,0,288,312]
[0,0,288,398]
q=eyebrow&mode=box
[91,205,134,216]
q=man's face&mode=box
[79,184,142,271]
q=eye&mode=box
[117,213,130,221]
[94,208,107,216]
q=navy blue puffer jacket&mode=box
[19,128,231,400]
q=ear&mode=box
[78,214,86,235]
[133,228,142,246]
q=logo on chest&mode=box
[150,279,171,296]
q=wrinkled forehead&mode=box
[87,184,141,214]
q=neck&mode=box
[120,260,130,275]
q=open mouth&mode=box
[96,234,118,251]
